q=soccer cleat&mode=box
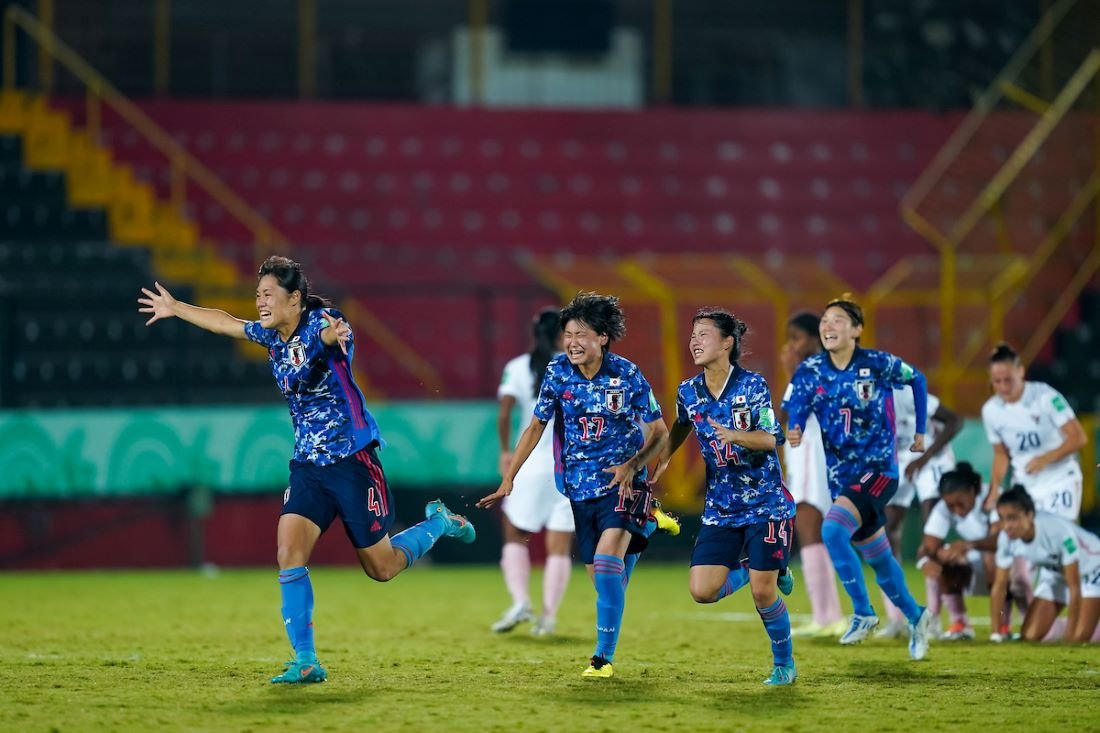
[944,622,975,641]
[908,607,933,661]
[873,619,908,640]
[271,658,327,684]
[839,614,880,645]
[651,500,681,536]
[790,622,825,638]
[777,567,794,596]
[582,655,614,678]
[823,618,852,637]
[763,662,797,686]
[490,602,533,633]
[530,616,557,637]
[424,499,477,543]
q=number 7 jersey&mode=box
[533,352,663,502]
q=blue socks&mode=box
[279,566,316,662]
[716,564,750,601]
[858,533,922,623]
[757,597,793,667]
[390,515,446,568]
[621,552,641,589]
[822,505,874,617]
[592,554,627,662]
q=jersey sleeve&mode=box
[782,367,813,431]
[631,370,663,423]
[995,531,1014,570]
[532,365,560,422]
[1041,384,1077,429]
[497,357,525,400]
[243,320,278,347]
[881,352,927,434]
[981,402,1004,446]
[675,386,692,427]
[750,374,784,447]
[300,308,345,364]
[922,500,952,540]
[927,392,941,418]
[1055,521,1081,567]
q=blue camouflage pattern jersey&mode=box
[244,307,381,465]
[676,367,792,527]
[533,352,663,502]
[782,348,927,497]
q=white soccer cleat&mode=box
[839,614,880,645]
[874,619,908,640]
[490,602,533,633]
[909,607,933,661]
[530,616,557,636]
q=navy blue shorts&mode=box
[284,445,395,549]
[571,483,653,565]
[841,472,898,542]
[690,519,793,571]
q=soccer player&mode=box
[877,390,962,639]
[981,343,1087,519]
[654,309,796,685]
[138,256,476,684]
[782,295,934,660]
[780,311,846,638]
[916,462,1003,640]
[491,308,575,636]
[991,486,1100,643]
[477,292,669,679]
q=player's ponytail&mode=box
[693,308,749,365]
[989,342,1021,365]
[530,308,561,397]
[997,484,1035,514]
[258,255,333,311]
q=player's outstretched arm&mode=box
[988,566,1011,641]
[477,416,547,509]
[652,421,693,484]
[138,282,247,338]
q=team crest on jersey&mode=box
[287,338,306,368]
[605,388,625,413]
[855,379,875,401]
[732,407,751,431]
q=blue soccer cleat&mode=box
[777,566,794,596]
[763,662,797,686]
[271,658,327,684]
[425,499,477,543]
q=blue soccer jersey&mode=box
[676,367,792,528]
[533,352,663,502]
[244,307,381,465]
[782,348,927,497]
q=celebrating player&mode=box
[139,256,475,684]
[783,295,933,660]
[654,309,797,685]
[491,308,574,636]
[981,343,1087,519]
[991,486,1100,643]
[780,311,846,638]
[477,292,669,679]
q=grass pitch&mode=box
[4,563,1098,732]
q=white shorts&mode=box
[502,469,574,534]
[784,439,832,516]
[889,460,949,508]
[1023,475,1082,521]
[1034,564,1100,603]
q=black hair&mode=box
[693,307,749,365]
[825,293,864,330]
[559,292,626,350]
[990,342,1021,366]
[787,310,823,350]
[938,461,982,497]
[257,255,332,311]
[997,484,1035,514]
[530,308,561,397]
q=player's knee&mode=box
[821,517,849,548]
[363,563,399,582]
[1021,626,1045,642]
[750,586,776,608]
[689,580,718,604]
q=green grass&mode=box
[4,563,1098,732]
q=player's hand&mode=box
[603,461,638,499]
[939,541,969,563]
[498,450,514,478]
[982,490,998,513]
[707,418,740,447]
[787,424,803,448]
[321,311,351,355]
[919,558,941,579]
[476,480,513,509]
[1024,454,1049,475]
[138,281,177,326]
[908,433,926,453]
[904,454,930,482]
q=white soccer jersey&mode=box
[498,353,555,464]
[783,412,832,515]
[995,512,1100,578]
[924,486,993,543]
[981,381,1082,493]
[893,389,955,502]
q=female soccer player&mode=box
[491,308,574,636]
[654,309,796,685]
[139,256,475,684]
[981,343,1087,519]
[783,295,933,660]
[477,292,669,679]
[916,462,1004,640]
[780,311,846,639]
[991,486,1100,643]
